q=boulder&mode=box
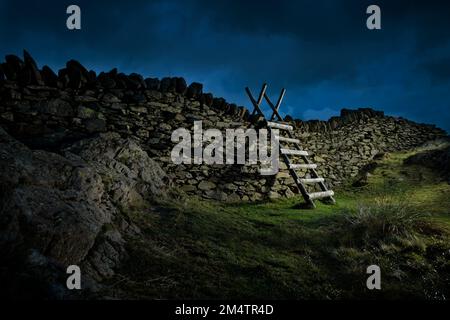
[17,66,33,86]
[66,59,89,89]
[98,72,116,89]
[101,92,121,103]
[160,77,175,92]
[175,77,187,94]
[125,93,146,104]
[284,115,293,122]
[57,68,70,88]
[0,127,168,298]
[23,50,44,85]
[186,82,203,98]
[203,93,214,107]
[41,65,58,87]
[83,118,106,133]
[1,63,14,80]
[86,70,98,88]
[128,73,146,90]
[198,180,216,191]
[77,106,98,119]
[227,103,238,116]
[145,77,160,90]
[108,68,118,77]
[0,126,112,298]
[5,54,24,76]
[36,98,74,117]
[115,73,129,89]
[212,97,226,110]
[64,132,169,206]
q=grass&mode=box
[101,146,450,300]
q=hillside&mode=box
[97,141,450,300]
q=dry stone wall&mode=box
[0,51,447,201]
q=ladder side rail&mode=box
[247,85,334,205]
[283,126,336,203]
[271,104,334,202]
[277,138,315,207]
[247,84,268,117]
[269,89,286,121]
[280,152,314,208]
[283,129,325,181]
[264,92,285,122]
[300,152,335,202]
[271,128,314,207]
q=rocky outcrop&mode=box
[404,140,450,183]
[0,126,167,298]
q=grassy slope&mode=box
[104,147,450,300]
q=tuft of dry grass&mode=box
[328,197,438,248]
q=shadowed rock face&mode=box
[0,126,168,299]
[64,132,169,208]
[404,141,450,183]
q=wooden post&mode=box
[269,88,286,121]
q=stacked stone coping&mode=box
[0,51,447,201]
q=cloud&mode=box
[421,56,450,84]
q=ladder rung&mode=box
[281,149,308,156]
[267,121,293,131]
[289,163,317,169]
[300,178,324,184]
[277,136,300,144]
[308,190,334,200]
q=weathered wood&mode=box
[280,152,315,208]
[257,84,268,105]
[284,127,335,203]
[264,91,285,122]
[289,163,317,169]
[281,149,308,156]
[247,84,267,117]
[300,178,324,184]
[267,89,286,121]
[245,84,336,207]
[308,190,334,200]
[246,88,262,117]
[267,121,293,130]
[277,136,300,144]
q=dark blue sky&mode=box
[1,0,449,131]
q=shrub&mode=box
[333,197,431,247]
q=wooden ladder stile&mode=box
[245,84,336,208]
